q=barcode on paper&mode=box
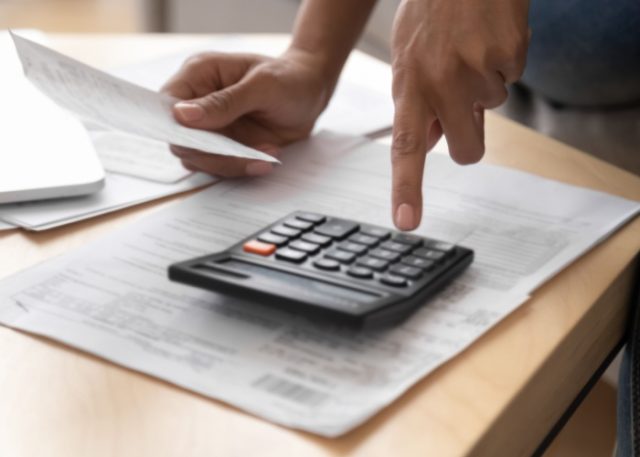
[252,375,328,407]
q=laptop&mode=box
[0,30,104,204]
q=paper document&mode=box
[10,33,277,163]
[0,221,16,231]
[109,37,394,137]
[92,131,193,183]
[0,133,637,436]
[0,172,215,231]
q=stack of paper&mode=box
[0,173,214,231]
[0,221,16,231]
[0,132,637,436]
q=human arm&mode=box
[389,0,530,230]
[162,0,377,177]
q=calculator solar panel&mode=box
[168,211,473,328]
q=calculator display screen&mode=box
[223,259,381,308]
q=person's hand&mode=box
[162,49,334,177]
[390,0,530,230]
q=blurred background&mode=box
[0,0,394,59]
[0,0,153,33]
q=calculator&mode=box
[168,211,473,328]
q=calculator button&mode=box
[272,225,301,238]
[296,212,326,224]
[301,232,332,247]
[314,220,359,239]
[257,232,288,246]
[275,248,307,263]
[288,240,320,254]
[313,258,340,271]
[360,226,390,240]
[355,256,388,272]
[347,266,374,279]
[401,256,435,270]
[380,274,408,287]
[337,241,368,255]
[424,240,456,253]
[324,249,356,264]
[392,233,423,247]
[413,248,446,261]
[243,240,277,256]
[379,240,413,254]
[349,233,379,246]
[284,219,313,231]
[368,248,401,262]
[389,264,422,279]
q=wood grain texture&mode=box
[0,35,638,457]
[545,379,617,457]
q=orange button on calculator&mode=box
[243,240,276,256]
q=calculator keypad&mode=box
[347,266,374,279]
[355,256,388,271]
[380,274,408,287]
[257,232,288,246]
[243,240,277,256]
[359,226,390,240]
[368,248,401,262]
[414,248,446,261]
[301,232,331,247]
[314,220,359,239]
[288,240,321,254]
[325,249,356,264]
[275,247,307,263]
[272,225,300,238]
[312,258,340,271]
[170,211,473,327]
[379,241,413,254]
[241,212,460,290]
[337,241,368,255]
[284,219,314,231]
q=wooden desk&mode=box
[0,34,638,457]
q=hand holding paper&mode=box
[10,32,278,164]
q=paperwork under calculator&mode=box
[0,133,638,436]
[10,33,277,163]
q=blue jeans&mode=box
[618,344,634,457]
[522,0,640,107]
[617,280,640,457]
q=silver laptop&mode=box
[0,30,104,204]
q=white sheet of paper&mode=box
[0,172,215,230]
[109,37,394,137]
[0,133,637,436]
[0,220,16,231]
[92,131,193,183]
[10,33,277,163]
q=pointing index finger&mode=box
[391,87,436,231]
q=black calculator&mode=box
[168,211,473,328]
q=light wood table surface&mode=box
[0,34,639,457]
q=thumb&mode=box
[173,80,261,130]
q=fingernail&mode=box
[245,161,274,176]
[395,203,416,231]
[175,102,205,122]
